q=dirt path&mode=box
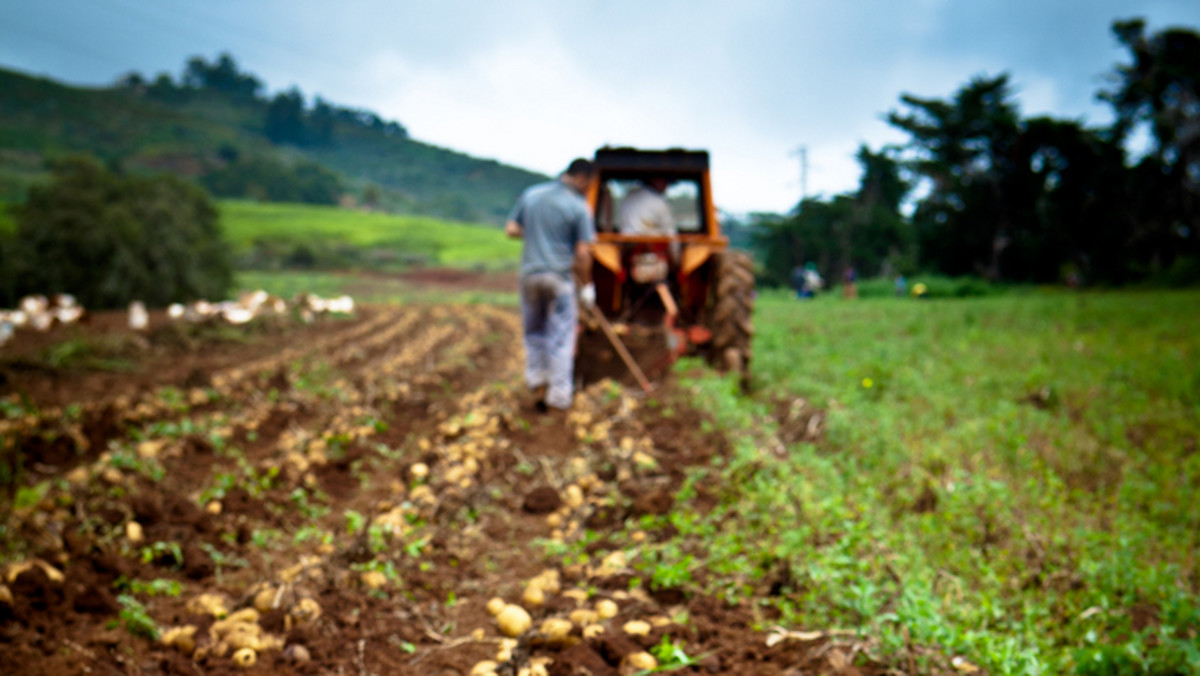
[0,304,862,676]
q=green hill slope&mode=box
[0,65,547,222]
[218,200,520,269]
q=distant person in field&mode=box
[895,274,907,297]
[506,158,597,412]
[842,266,858,299]
[790,265,806,298]
[618,178,676,237]
[794,261,822,298]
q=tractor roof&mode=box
[594,147,709,173]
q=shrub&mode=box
[4,156,232,308]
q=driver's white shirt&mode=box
[618,187,676,236]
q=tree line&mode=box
[755,19,1200,288]
[118,53,408,147]
[114,54,407,205]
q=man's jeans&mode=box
[520,272,577,409]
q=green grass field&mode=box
[218,200,521,269]
[642,290,1199,674]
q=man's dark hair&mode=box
[565,158,595,177]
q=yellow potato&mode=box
[232,647,257,668]
[226,608,260,625]
[289,597,322,625]
[595,599,619,620]
[624,651,657,671]
[360,570,388,589]
[253,587,277,613]
[470,660,498,676]
[185,592,229,617]
[622,620,651,637]
[560,588,588,605]
[125,521,144,544]
[539,617,573,645]
[564,485,584,509]
[568,609,599,626]
[160,625,197,655]
[485,597,506,617]
[495,637,518,662]
[522,585,545,608]
[495,604,532,638]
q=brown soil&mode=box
[0,296,882,676]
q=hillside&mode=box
[0,65,547,223]
[218,201,520,270]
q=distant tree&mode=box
[888,74,1024,280]
[1102,18,1200,271]
[752,146,912,286]
[146,72,189,104]
[265,88,306,145]
[183,53,263,101]
[115,72,146,90]
[201,156,342,205]
[308,97,335,146]
[362,184,381,208]
[7,157,232,308]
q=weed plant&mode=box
[650,289,1199,674]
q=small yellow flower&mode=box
[862,378,874,388]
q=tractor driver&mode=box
[618,178,676,238]
[505,158,597,412]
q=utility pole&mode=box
[789,145,808,204]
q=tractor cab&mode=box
[579,147,754,385]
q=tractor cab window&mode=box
[597,177,702,234]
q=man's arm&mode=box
[573,241,592,286]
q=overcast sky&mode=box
[2,0,1198,214]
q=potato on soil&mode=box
[283,643,311,664]
[496,638,518,662]
[539,617,573,645]
[186,592,229,617]
[486,596,506,617]
[5,559,64,584]
[253,586,277,613]
[561,588,588,605]
[595,599,619,619]
[622,620,651,636]
[225,608,260,625]
[232,647,257,668]
[0,584,12,606]
[161,625,198,655]
[564,484,584,509]
[533,568,561,594]
[583,624,604,639]
[522,584,545,608]
[125,521,144,543]
[471,660,499,676]
[360,570,388,589]
[289,597,322,625]
[569,608,599,625]
[623,651,657,671]
[496,604,532,637]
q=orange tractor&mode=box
[577,147,754,388]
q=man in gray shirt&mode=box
[506,158,596,411]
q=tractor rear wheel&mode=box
[709,249,754,382]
